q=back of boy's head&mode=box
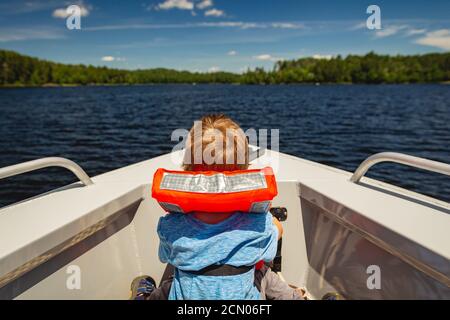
[183,114,249,171]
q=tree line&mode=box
[1,49,449,86]
[241,52,450,84]
[0,50,240,86]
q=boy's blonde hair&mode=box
[183,114,249,171]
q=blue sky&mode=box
[0,0,449,72]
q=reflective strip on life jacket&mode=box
[152,167,278,214]
[159,171,267,193]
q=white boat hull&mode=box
[0,150,448,299]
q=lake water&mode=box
[0,84,449,207]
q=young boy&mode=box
[133,114,304,300]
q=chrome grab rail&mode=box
[0,157,93,186]
[350,152,450,183]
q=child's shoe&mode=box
[130,275,156,300]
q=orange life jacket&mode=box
[152,166,278,214]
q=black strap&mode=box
[183,264,253,277]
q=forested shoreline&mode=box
[1,49,449,86]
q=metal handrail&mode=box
[0,157,93,186]
[350,152,450,183]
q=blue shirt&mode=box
[157,212,279,300]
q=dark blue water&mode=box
[0,84,449,207]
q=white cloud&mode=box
[312,54,333,60]
[196,0,212,10]
[253,54,282,62]
[228,50,237,56]
[405,28,427,36]
[365,24,427,39]
[85,21,307,32]
[350,22,367,30]
[52,8,67,18]
[208,66,220,73]
[374,25,408,38]
[155,0,194,10]
[204,8,224,17]
[352,22,436,41]
[52,4,90,18]
[271,22,303,29]
[101,56,126,62]
[415,29,450,50]
[0,27,64,42]
[353,22,427,38]
[203,22,259,29]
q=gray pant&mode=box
[255,264,303,300]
